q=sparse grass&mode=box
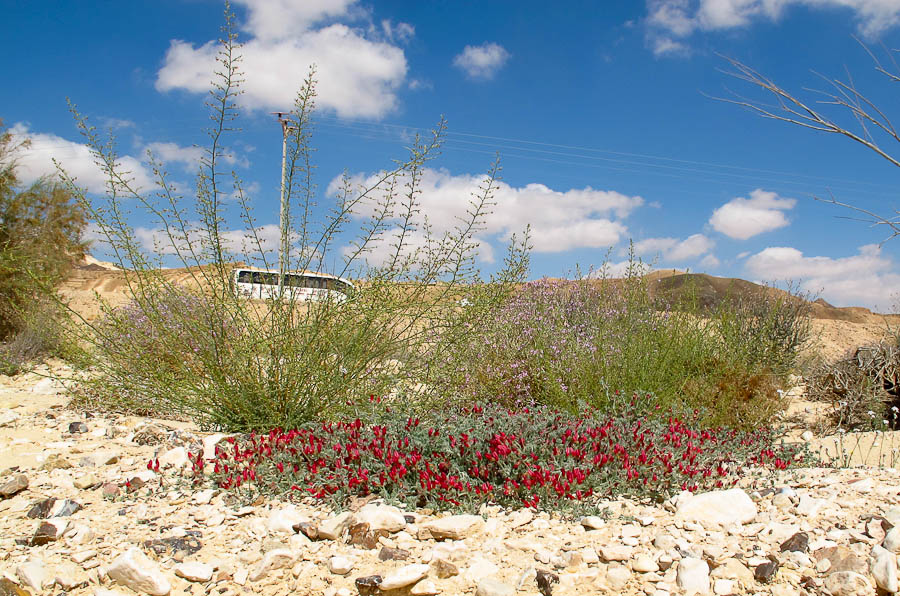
[813,410,900,468]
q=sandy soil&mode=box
[806,318,898,364]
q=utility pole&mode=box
[273,112,294,297]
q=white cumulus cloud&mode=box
[452,42,511,80]
[156,0,409,119]
[745,243,900,309]
[709,189,796,240]
[233,0,359,40]
[633,233,715,262]
[330,167,644,257]
[144,142,205,171]
[646,0,900,55]
[143,141,247,171]
[9,124,153,194]
[135,223,290,257]
[699,253,721,268]
[342,227,495,269]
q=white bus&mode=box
[231,268,355,302]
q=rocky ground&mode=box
[1,363,900,596]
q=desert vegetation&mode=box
[6,9,832,512]
[0,119,88,374]
[185,398,812,513]
[806,332,900,432]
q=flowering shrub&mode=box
[96,287,235,370]
[428,275,805,428]
[432,278,610,408]
[79,281,408,429]
[75,286,241,416]
[186,398,812,512]
[66,22,529,431]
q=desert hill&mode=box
[647,272,895,324]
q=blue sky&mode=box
[4,0,900,310]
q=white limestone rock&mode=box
[174,561,213,583]
[676,557,710,595]
[464,558,500,583]
[632,554,659,573]
[508,509,533,528]
[327,556,354,575]
[55,562,88,590]
[354,503,408,533]
[823,571,873,596]
[475,577,515,596]
[580,516,605,530]
[192,489,215,505]
[202,433,229,460]
[606,565,631,591]
[318,511,353,540]
[675,489,756,528]
[713,578,735,595]
[870,546,898,593]
[267,507,308,534]
[380,564,430,590]
[158,447,188,470]
[16,559,47,592]
[882,526,900,553]
[600,545,632,562]
[421,514,484,540]
[249,549,296,582]
[409,579,440,595]
[106,547,171,596]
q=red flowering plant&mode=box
[190,395,814,513]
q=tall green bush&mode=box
[0,119,88,373]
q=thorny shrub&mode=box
[807,341,900,432]
[176,398,813,513]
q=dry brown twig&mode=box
[706,41,900,244]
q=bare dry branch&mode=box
[712,49,900,243]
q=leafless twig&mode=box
[707,46,900,243]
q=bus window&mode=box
[237,270,253,283]
[284,274,304,287]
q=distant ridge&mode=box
[645,272,893,323]
[64,260,896,324]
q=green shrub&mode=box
[65,13,529,431]
[429,265,809,428]
[0,119,88,373]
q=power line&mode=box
[13,115,900,200]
